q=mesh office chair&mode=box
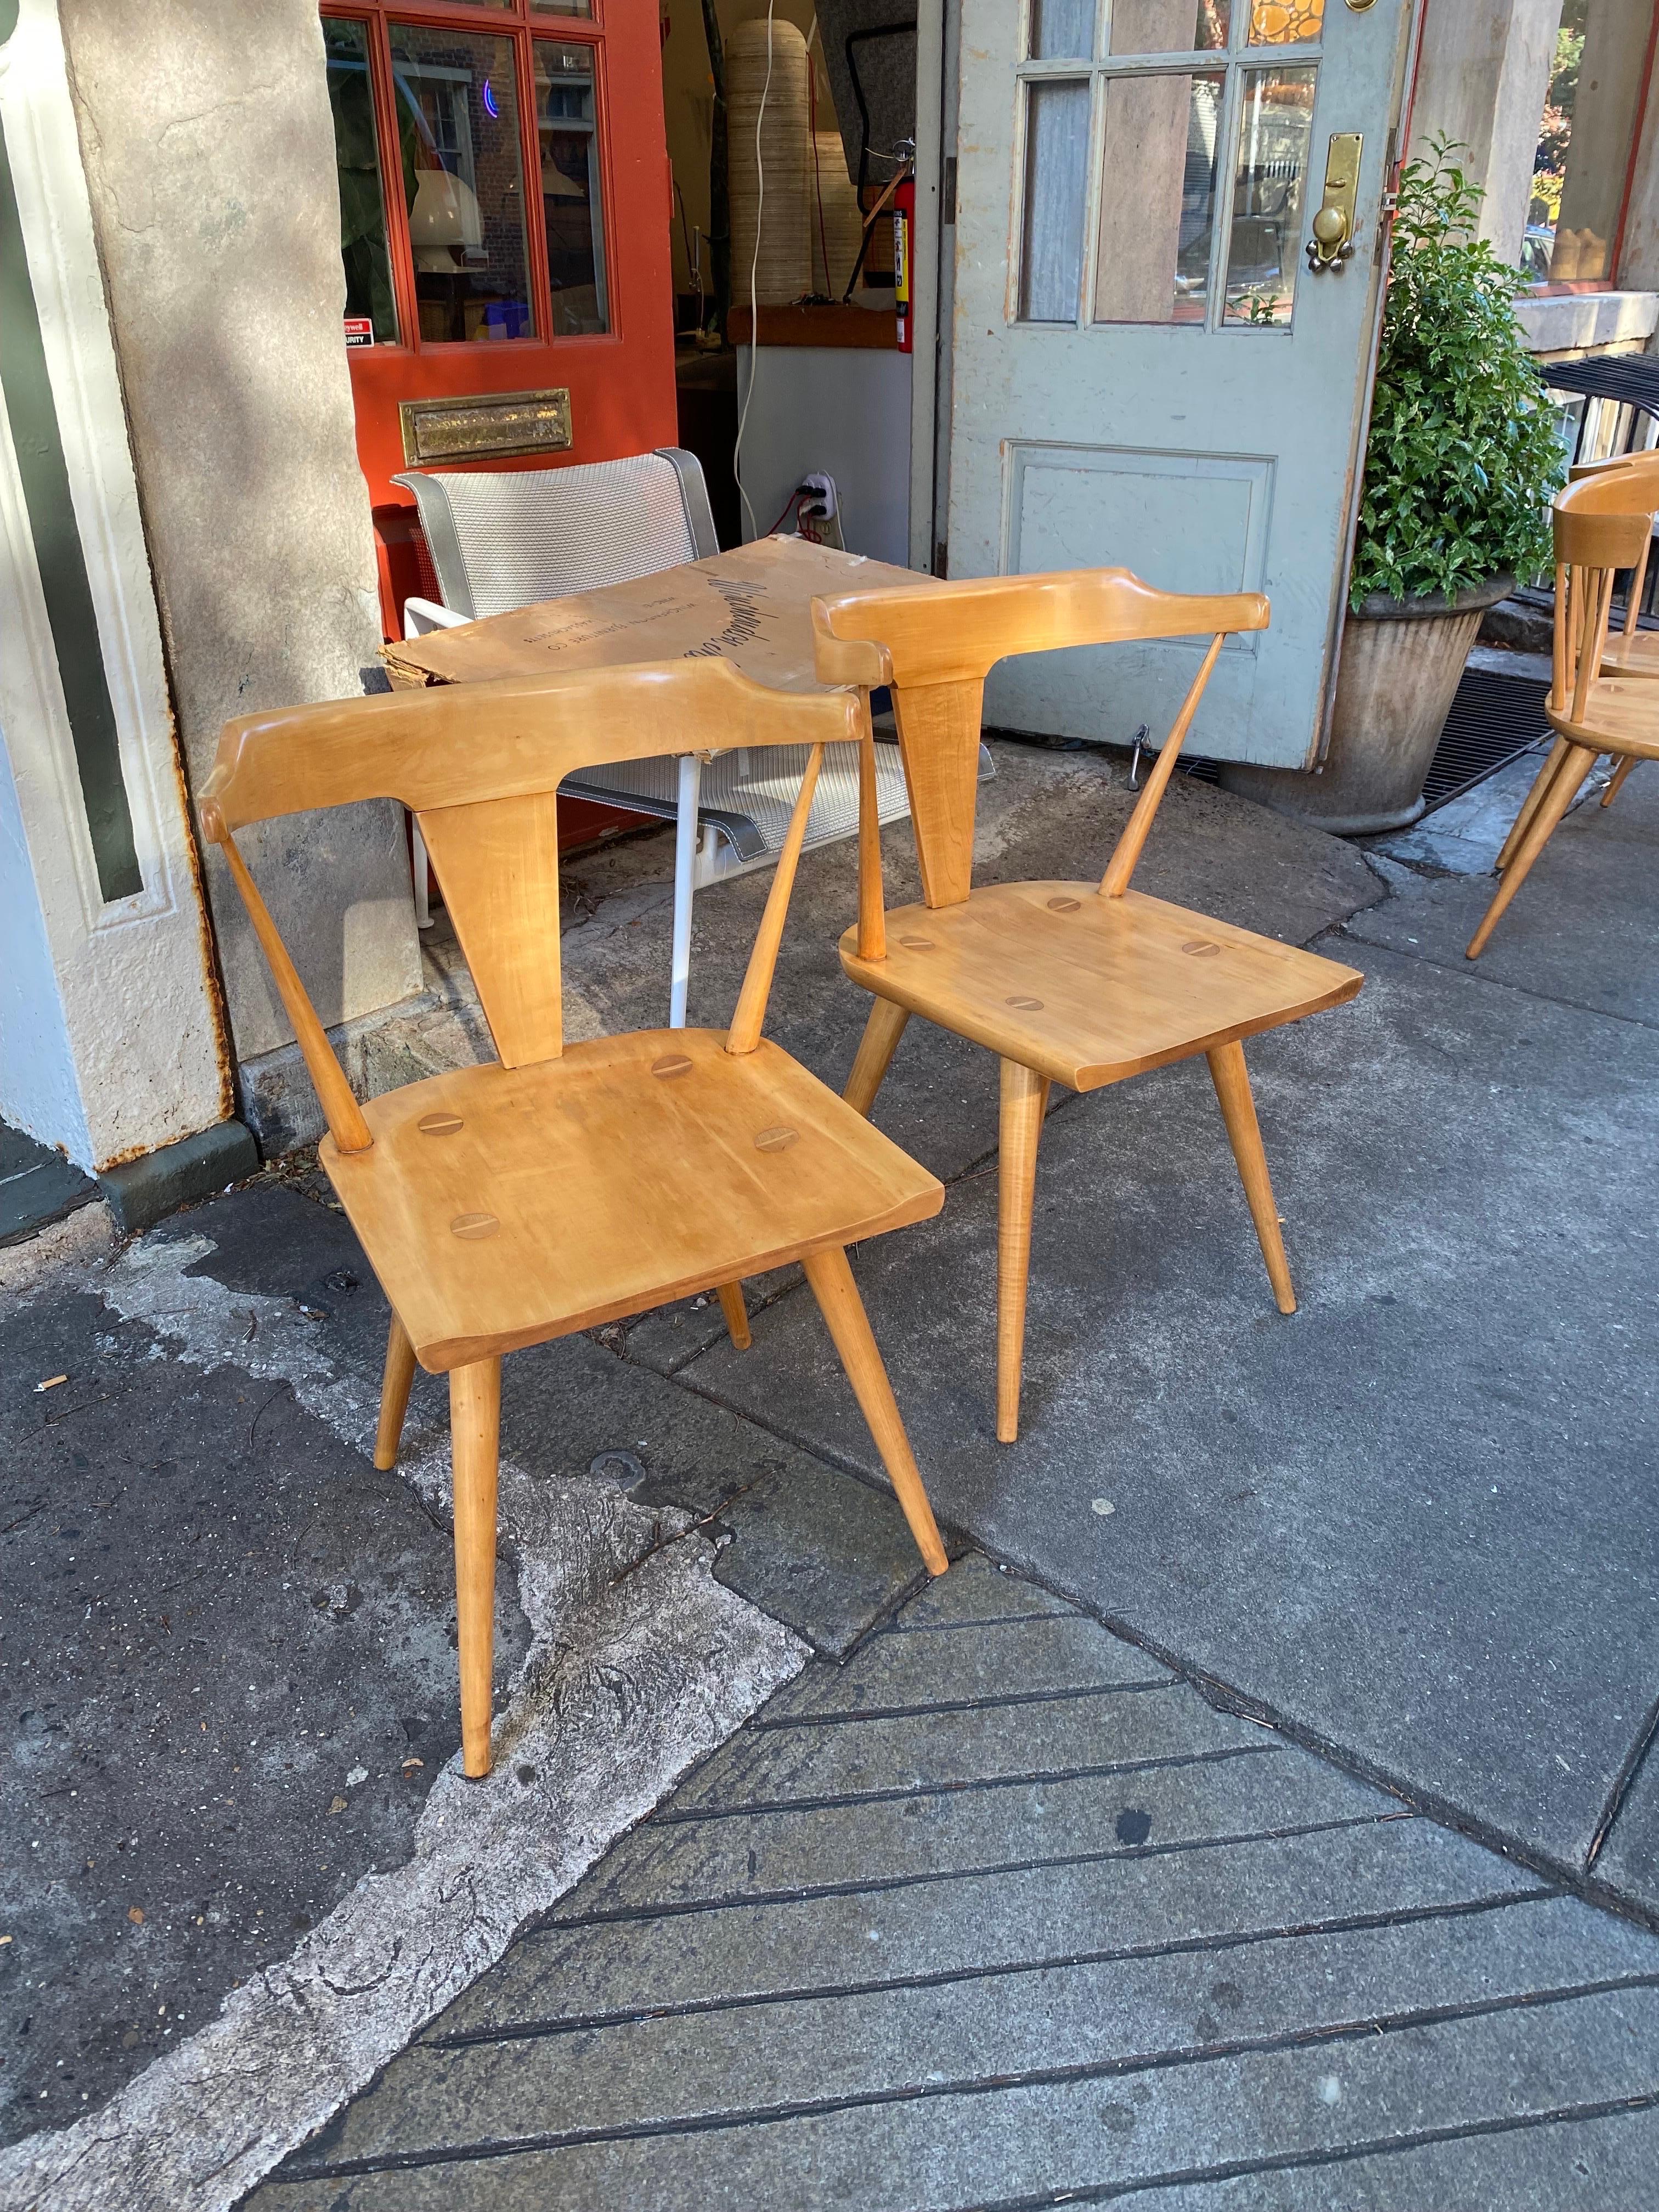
[394,448,973,1025]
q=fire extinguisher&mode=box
[894,172,915,353]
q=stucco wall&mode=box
[1409,0,1560,267]
[57,0,420,1067]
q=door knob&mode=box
[1306,132,1362,272]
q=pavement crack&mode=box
[425,1886,1563,2049]
[283,1973,1659,2181]
[545,1810,1414,1930]
[1587,1688,1659,1874]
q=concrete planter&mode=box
[1218,574,1515,836]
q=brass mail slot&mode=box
[398,388,573,467]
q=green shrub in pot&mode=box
[1350,136,1562,610]
[1223,139,1567,835]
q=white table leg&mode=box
[670,753,701,1028]
[409,813,432,929]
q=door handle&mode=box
[1306,132,1362,273]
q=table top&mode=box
[380,534,930,696]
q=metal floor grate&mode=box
[1420,664,1550,815]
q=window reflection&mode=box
[1029,0,1094,60]
[390,21,534,342]
[1222,65,1316,324]
[325,18,398,344]
[535,41,609,332]
[1526,0,1647,285]
[1108,1,1228,56]
[1091,70,1224,322]
[1020,78,1092,320]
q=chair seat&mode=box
[322,1031,944,1371]
[839,883,1362,1091]
[1550,679,1659,758]
[1601,628,1659,680]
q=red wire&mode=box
[763,488,803,536]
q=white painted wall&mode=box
[736,343,913,565]
[0,737,90,1165]
[0,0,227,1171]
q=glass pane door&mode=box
[1015,0,1323,331]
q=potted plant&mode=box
[1223,139,1565,834]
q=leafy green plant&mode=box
[1350,137,1564,610]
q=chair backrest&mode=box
[810,568,1268,915]
[198,659,858,1152]
[391,449,720,620]
[1551,473,1656,724]
[1567,449,1659,485]
[1564,449,1659,645]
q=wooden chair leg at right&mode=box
[1602,753,1638,808]
[375,1314,416,1471]
[1206,1039,1296,1316]
[1496,736,1572,871]
[844,997,910,1117]
[1468,742,1597,958]
[450,1356,501,1780]
[800,1245,949,1577]
[997,1058,1049,1444]
[715,1282,752,1350]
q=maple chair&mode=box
[809,569,1364,1444]
[1551,449,1659,812]
[393,449,918,1025]
[199,659,950,1778]
[1470,473,1659,958]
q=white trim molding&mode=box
[0,0,229,1169]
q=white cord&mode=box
[733,0,777,541]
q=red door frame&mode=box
[321,0,677,633]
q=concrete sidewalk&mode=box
[672,743,1659,1924]
[4,736,1656,2208]
[251,1555,1659,2209]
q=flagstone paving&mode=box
[668,752,1659,1925]
[250,1556,1659,2210]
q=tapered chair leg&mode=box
[1602,753,1638,808]
[375,1316,416,1471]
[449,1357,502,1780]
[997,1059,1049,1444]
[801,1246,948,1577]
[1496,737,1571,872]
[1206,1040,1296,1316]
[844,998,910,1118]
[715,1281,752,1350]
[1468,743,1596,958]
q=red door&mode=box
[321,0,676,635]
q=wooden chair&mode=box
[1469,475,1659,958]
[1559,449,1659,812]
[198,659,950,1778]
[393,450,920,1027]
[808,569,1364,1444]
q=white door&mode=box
[945,0,1418,766]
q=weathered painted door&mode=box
[946,0,1418,765]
